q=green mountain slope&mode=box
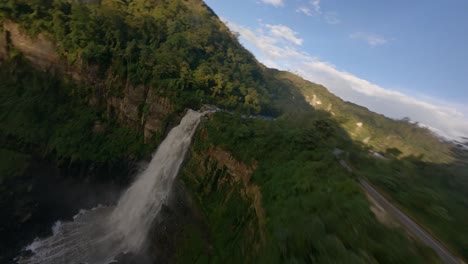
[0,0,456,163]
[265,69,454,163]
[0,0,272,114]
[0,0,466,263]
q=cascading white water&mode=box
[17,109,204,264]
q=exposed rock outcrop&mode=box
[1,21,174,140]
[308,94,324,107]
[142,89,174,139]
[192,146,266,243]
[3,22,60,69]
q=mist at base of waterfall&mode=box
[17,110,204,264]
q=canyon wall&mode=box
[0,21,175,141]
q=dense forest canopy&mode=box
[0,0,271,114]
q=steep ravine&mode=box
[0,24,260,260]
[0,18,257,263]
[0,21,179,262]
[0,114,258,263]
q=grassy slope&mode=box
[265,70,468,259]
[265,69,468,261]
[348,147,468,259]
[177,112,439,263]
[267,69,454,163]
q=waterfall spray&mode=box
[17,109,204,264]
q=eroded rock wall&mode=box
[3,22,60,69]
[1,21,175,141]
[182,142,266,252]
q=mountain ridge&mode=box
[0,0,458,163]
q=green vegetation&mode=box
[0,54,151,263]
[179,113,439,263]
[0,0,455,162]
[349,146,468,260]
[267,69,454,163]
[0,0,466,263]
[263,70,468,261]
[0,57,150,164]
[0,0,272,114]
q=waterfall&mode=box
[17,109,204,264]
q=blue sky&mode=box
[204,0,468,140]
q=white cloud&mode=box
[311,0,321,14]
[223,19,468,140]
[224,20,304,58]
[259,0,284,7]
[350,32,388,47]
[296,1,341,25]
[265,24,303,45]
[296,7,312,16]
[295,61,468,139]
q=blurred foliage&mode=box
[349,146,468,260]
[178,113,436,264]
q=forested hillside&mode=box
[0,0,467,263]
[0,0,272,114]
[265,69,454,163]
[177,112,440,263]
[0,0,458,162]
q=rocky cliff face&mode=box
[107,84,174,141]
[204,146,265,240]
[180,138,265,257]
[2,22,60,69]
[0,21,175,141]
